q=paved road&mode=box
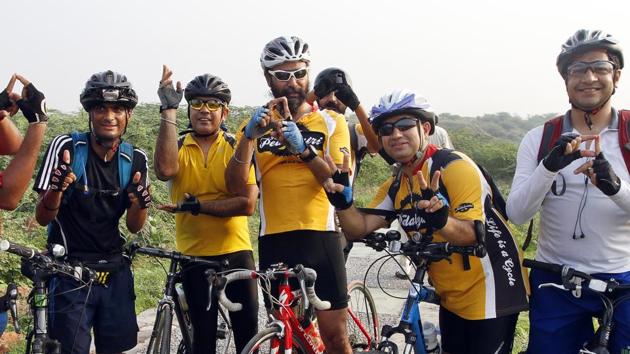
[120,243,439,353]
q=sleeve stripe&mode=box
[134,148,150,187]
[36,135,72,190]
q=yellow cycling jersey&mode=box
[170,132,255,256]
[237,109,350,236]
[370,149,529,320]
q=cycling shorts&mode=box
[48,263,138,354]
[259,230,348,310]
[440,306,518,354]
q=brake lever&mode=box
[294,265,311,310]
[538,283,570,291]
[7,284,19,333]
[206,269,216,311]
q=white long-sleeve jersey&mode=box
[507,109,630,274]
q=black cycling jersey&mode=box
[34,134,148,258]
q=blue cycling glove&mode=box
[244,106,271,139]
[326,170,353,210]
[281,121,306,154]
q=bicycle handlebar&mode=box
[210,265,331,312]
[523,259,630,293]
[360,231,485,259]
[127,242,227,269]
[0,239,96,283]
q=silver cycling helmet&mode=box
[260,36,311,70]
[370,90,436,135]
[557,29,624,77]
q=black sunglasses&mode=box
[378,117,419,136]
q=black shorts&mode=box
[48,263,138,354]
[181,250,258,354]
[259,230,348,310]
[439,306,518,354]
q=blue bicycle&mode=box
[360,229,486,354]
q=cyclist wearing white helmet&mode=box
[226,35,353,353]
[507,29,630,353]
[328,89,529,354]
[33,70,150,354]
[0,74,48,211]
[154,66,259,354]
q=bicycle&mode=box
[0,238,95,354]
[211,263,332,354]
[127,243,230,354]
[359,227,486,354]
[523,258,630,354]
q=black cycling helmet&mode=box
[184,74,231,104]
[80,70,138,111]
[557,29,624,77]
[314,67,353,98]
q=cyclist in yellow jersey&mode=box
[326,90,529,354]
[226,36,352,354]
[154,66,258,354]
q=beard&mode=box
[270,85,308,116]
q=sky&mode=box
[2,0,630,117]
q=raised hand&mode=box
[542,133,597,172]
[333,84,360,112]
[323,151,353,210]
[416,170,449,231]
[14,75,48,124]
[157,65,183,113]
[49,150,76,192]
[280,121,306,154]
[127,172,151,209]
[0,75,18,120]
[574,136,621,196]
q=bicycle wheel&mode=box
[147,304,174,354]
[240,325,307,354]
[347,280,380,350]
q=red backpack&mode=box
[522,109,630,250]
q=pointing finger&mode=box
[430,170,441,192]
[417,171,428,190]
[324,155,338,173]
[6,74,16,93]
[595,135,601,156]
[132,171,141,184]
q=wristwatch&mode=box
[299,144,318,162]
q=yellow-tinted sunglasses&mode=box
[189,99,224,112]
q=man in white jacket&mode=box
[507,29,630,353]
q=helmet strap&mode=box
[569,92,613,130]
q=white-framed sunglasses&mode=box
[268,68,309,82]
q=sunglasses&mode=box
[566,60,616,77]
[268,68,309,82]
[189,99,224,112]
[378,117,419,136]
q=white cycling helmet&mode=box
[370,90,436,135]
[260,36,311,70]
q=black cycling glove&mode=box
[0,88,12,111]
[16,83,48,123]
[127,180,152,209]
[419,188,449,231]
[49,160,73,192]
[176,194,201,215]
[592,152,621,196]
[157,83,183,113]
[542,133,582,172]
[334,84,360,112]
[326,170,353,210]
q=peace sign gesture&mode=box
[415,170,450,231]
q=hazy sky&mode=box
[3,0,630,117]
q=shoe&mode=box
[395,270,408,280]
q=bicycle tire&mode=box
[147,304,174,354]
[240,325,307,354]
[347,280,380,350]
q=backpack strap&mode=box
[537,115,564,163]
[70,131,89,184]
[117,141,133,189]
[618,109,630,175]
